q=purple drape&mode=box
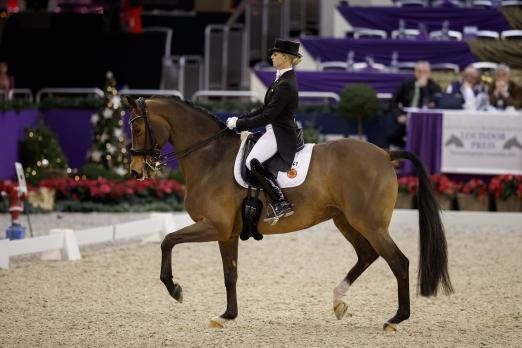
[300,38,478,69]
[337,6,511,33]
[254,69,412,94]
[0,110,40,180]
[0,109,179,180]
[43,109,94,170]
[404,111,443,174]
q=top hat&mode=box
[268,39,302,58]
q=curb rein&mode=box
[129,97,229,171]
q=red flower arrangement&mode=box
[397,176,418,194]
[488,175,522,201]
[431,174,458,197]
[37,178,184,203]
[459,178,488,199]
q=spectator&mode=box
[489,64,522,110]
[446,65,489,110]
[0,62,13,100]
[387,61,442,148]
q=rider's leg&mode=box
[245,126,278,171]
[246,126,293,222]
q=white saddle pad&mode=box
[234,138,315,189]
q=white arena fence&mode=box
[0,212,193,270]
[1,210,521,270]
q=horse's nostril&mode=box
[131,170,140,178]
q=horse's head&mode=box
[123,96,171,179]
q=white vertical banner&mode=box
[15,162,27,195]
[441,110,522,174]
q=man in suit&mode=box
[226,39,301,224]
[388,61,442,148]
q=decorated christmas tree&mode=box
[85,71,128,177]
[19,122,68,184]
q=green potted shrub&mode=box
[336,83,380,140]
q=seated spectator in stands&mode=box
[0,62,13,100]
[446,65,489,110]
[489,64,522,110]
[387,61,442,148]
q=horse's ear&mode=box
[122,96,138,111]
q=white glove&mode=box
[226,117,238,130]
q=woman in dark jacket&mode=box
[226,39,301,224]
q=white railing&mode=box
[36,88,104,102]
[0,213,178,269]
[192,90,262,103]
[119,88,184,99]
[298,91,340,103]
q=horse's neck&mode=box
[164,104,239,187]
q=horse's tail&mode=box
[389,150,454,297]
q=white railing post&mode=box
[0,239,9,269]
[146,213,176,242]
[41,229,81,261]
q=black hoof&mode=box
[161,276,183,303]
[170,283,183,303]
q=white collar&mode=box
[276,67,293,80]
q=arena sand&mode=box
[0,213,521,347]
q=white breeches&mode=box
[246,125,278,170]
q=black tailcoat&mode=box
[236,69,299,170]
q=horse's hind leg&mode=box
[332,215,379,320]
[355,222,410,331]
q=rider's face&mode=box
[271,52,287,69]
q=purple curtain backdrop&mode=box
[0,110,40,180]
[43,109,95,170]
[337,6,511,33]
[0,109,179,180]
[300,38,478,69]
[404,111,443,175]
[254,69,412,94]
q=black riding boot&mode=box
[250,159,294,224]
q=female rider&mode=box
[226,39,302,224]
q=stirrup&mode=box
[264,204,281,226]
[264,202,294,226]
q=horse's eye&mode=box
[133,127,142,136]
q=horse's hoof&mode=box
[383,322,397,332]
[208,317,226,329]
[171,283,183,303]
[334,302,348,320]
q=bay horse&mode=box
[124,96,453,331]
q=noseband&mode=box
[129,97,229,170]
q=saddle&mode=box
[239,128,304,241]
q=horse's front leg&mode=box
[160,218,222,303]
[209,238,239,329]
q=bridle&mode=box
[129,97,229,171]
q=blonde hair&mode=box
[282,53,302,66]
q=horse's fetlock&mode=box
[221,311,238,320]
[160,274,173,284]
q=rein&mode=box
[129,97,229,170]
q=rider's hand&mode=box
[226,117,238,130]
